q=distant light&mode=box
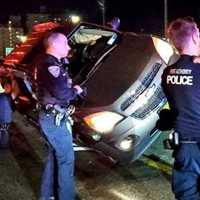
[5,47,14,55]
[70,15,81,24]
[17,35,27,43]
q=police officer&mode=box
[34,32,83,200]
[162,17,200,200]
[0,77,13,148]
[107,17,120,30]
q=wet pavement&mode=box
[0,112,175,200]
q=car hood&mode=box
[80,33,160,108]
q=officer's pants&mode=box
[39,111,75,200]
[172,143,200,200]
[0,124,10,148]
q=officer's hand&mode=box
[193,56,200,63]
[73,85,83,94]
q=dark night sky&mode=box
[1,0,200,35]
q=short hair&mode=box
[167,17,198,52]
[43,32,65,49]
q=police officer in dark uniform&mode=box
[0,77,13,148]
[162,17,200,200]
[34,32,83,200]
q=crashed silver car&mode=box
[2,22,174,163]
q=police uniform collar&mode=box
[45,53,61,64]
[180,54,194,60]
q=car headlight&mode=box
[84,111,123,134]
[152,36,174,64]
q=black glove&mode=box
[156,109,176,131]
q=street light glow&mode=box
[17,35,27,43]
[70,15,81,24]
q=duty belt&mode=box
[38,104,75,126]
[38,104,75,115]
[180,137,200,144]
[164,132,200,150]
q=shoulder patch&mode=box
[48,66,60,78]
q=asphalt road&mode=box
[0,112,175,200]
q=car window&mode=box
[68,25,120,83]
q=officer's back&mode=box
[162,55,200,138]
